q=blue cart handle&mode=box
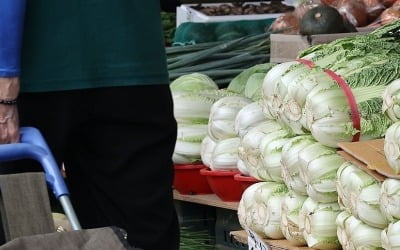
[0,127,69,199]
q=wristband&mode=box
[0,99,17,105]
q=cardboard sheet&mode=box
[337,151,386,182]
[270,31,371,63]
[270,28,375,63]
[338,139,400,180]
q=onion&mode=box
[337,0,369,27]
[382,0,397,7]
[379,5,400,25]
[321,0,341,7]
[363,0,386,21]
[271,12,300,34]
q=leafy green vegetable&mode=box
[244,73,266,101]
[228,63,275,94]
[170,73,218,93]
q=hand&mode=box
[0,77,20,144]
[0,104,19,143]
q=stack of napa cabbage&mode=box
[199,63,277,172]
[336,162,387,249]
[380,79,400,249]
[262,20,400,147]
[239,19,400,250]
[173,20,400,250]
[170,73,228,164]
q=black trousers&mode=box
[1,85,179,250]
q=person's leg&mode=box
[15,90,86,209]
[64,85,179,250]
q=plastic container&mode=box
[174,164,213,195]
[200,168,243,201]
[176,1,294,26]
[234,174,260,191]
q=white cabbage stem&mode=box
[173,124,208,164]
[305,85,390,147]
[382,78,400,122]
[354,182,387,228]
[259,128,294,182]
[208,96,252,141]
[281,191,307,246]
[344,216,382,250]
[336,162,359,210]
[336,162,388,229]
[281,135,316,195]
[172,92,215,124]
[234,101,267,138]
[210,137,240,171]
[200,136,217,167]
[170,75,220,124]
[336,210,352,250]
[262,61,299,120]
[238,120,284,180]
[299,197,341,250]
[237,158,250,176]
[380,178,400,222]
[384,122,400,174]
[382,221,400,250]
[275,63,315,125]
[298,142,344,203]
[255,182,289,239]
[238,182,264,230]
[173,153,197,165]
[336,210,383,250]
[237,182,288,239]
[282,67,334,135]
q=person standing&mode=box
[0,1,179,249]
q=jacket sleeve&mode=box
[0,0,26,77]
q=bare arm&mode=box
[0,0,27,143]
[0,77,20,143]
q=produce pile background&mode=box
[161,11,177,46]
[271,0,400,34]
[190,1,294,15]
[166,2,400,248]
[169,17,400,249]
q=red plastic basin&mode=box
[173,164,213,195]
[234,173,260,191]
[200,168,243,202]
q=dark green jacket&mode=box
[20,0,169,92]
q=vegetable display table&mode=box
[230,230,315,250]
[173,189,239,210]
[174,190,246,249]
[174,190,316,250]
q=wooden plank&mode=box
[230,230,248,244]
[173,190,239,210]
[230,230,315,250]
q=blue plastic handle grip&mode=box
[0,0,26,77]
[0,127,69,198]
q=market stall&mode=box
[167,1,400,249]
